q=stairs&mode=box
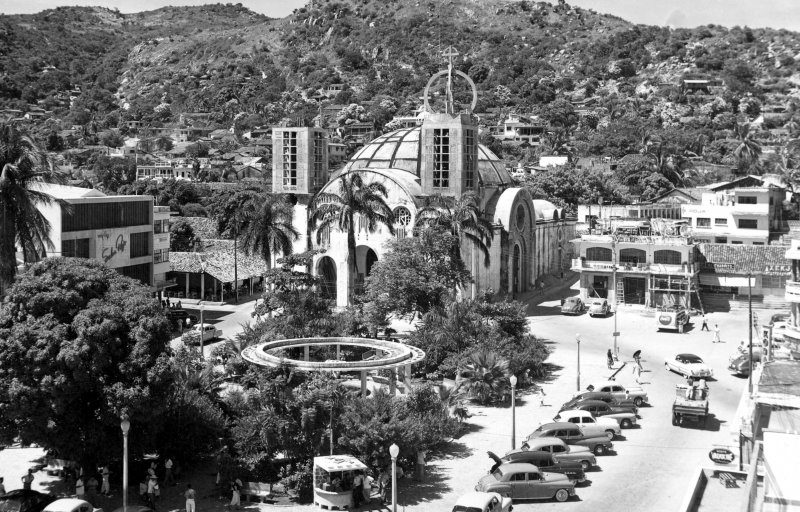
[700,293,787,314]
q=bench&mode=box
[240,482,275,503]
[717,472,738,488]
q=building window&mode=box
[393,206,412,240]
[738,196,757,204]
[62,201,150,232]
[433,128,450,188]
[312,131,325,190]
[653,249,681,265]
[281,131,298,189]
[732,241,743,244]
[62,238,90,258]
[516,204,526,230]
[752,241,764,246]
[130,232,151,258]
[117,263,152,285]
[738,219,758,229]
[714,236,727,243]
[696,217,711,228]
[153,219,170,234]
[153,248,170,264]
[464,129,476,189]
[619,248,646,265]
[714,218,727,226]
[586,247,612,262]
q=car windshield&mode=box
[452,507,482,512]
[491,468,503,479]
[591,301,603,305]
[683,355,703,364]
[565,298,579,305]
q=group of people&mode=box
[162,298,182,309]
[700,315,722,342]
[138,458,177,511]
[318,467,404,508]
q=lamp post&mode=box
[510,375,518,450]
[389,443,399,512]
[576,334,581,391]
[120,416,130,512]
[199,302,205,359]
[611,236,619,360]
[747,273,753,394]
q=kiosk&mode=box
[313,455,368,510]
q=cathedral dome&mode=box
[342,127,511,187]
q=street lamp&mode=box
[120,415,130,512]
[576,334,582,391]
[509,375,518,450]
[389,443,399,512]
[611,236,619,360]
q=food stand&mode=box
[313,455,368,510]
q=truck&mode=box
[672,381,709,428]
[656,305,689,332]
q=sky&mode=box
[2,0,800,31]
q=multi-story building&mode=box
[152,205,174,293]
[681,186,785,245]
[271,126,328,196]
[30,184,158,287]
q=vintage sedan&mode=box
[495,450,586,483]
[728,352,761,376]
[452,491,513,512]
[42,499,102,512]
[522,438,597,471]
[560,392,638,415]
[476,463,576,502]
[585,381,649,407]
[568,400,638,428]
[587,299,610,317]
[527,422,614,455]
[560,297,584,315]
[665,353,714,379]
[553,409,622,439]
[0,490,56,512]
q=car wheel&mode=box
[605,430,615,440]
[580,460,591,471]
[621,418,632,428]
[554,489,570,502]
[593,444,606,455]
[633,397,643,407]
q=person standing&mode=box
[86,474,98,506]
[21,470,34,491]
[0,477,6,496]
[185,483,196,512]
[147,475,158,511]
[713,324,721,343]
[607,349,614,369]
[701,315,709,331]
[75,475,85,499]
[362,473,373,504]
[352,472,363,508]
[229,479,241,510]
[633,362,642,385]
[164,458,174,486]
[101,466,110,496]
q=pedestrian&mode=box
[176,300,182,309]
[0,477,6,496]
[713,324,721,343]
[75,474,85,499]
[633,362,642,385]
[147,475,158,511]
[633,350,642,365]
[101,466,110,495]
[185,484,196,512]
[362,472,373,503]
[139,480,148,505]
[86,474,98,506]
[701,315,709,331]
[738,340,747,353]
[352,471,363,507]
[607,349,614,369]
[21,469,34,491]
[164,458,174,486]
[229,479,241,509]
[378,469,390,505]
[415,450,427,482]
[537,387,546,406]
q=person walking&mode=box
[21,470,34,491]
[607,349,614,369]
[101,466,110,496]
[701,315,709,331]
[352,471,363,508]
[362,472,373,504]
[147,475,158,511]
[185,484,196,512]
[713,324,721,343]
[379,469,390,505]
[633,361,642,384]
[229,479,241,510]
[164,458,174,486]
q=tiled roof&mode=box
[697,243,790,274]
[169,239,267,283]
[181,216,222,240]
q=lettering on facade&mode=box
[98,232,127,263]
[765,264,791,275]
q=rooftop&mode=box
[697,244,790,275]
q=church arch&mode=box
[317,256,337,299]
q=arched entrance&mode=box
[355,246,379,295]
[317,256,337,299]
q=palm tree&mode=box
[455,349,511,405]
[308,172,395,302]
[240,195,299,270]
[733,123,762,176]
[0,123,65,292]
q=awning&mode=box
[699,275,755,287]
[314,455,368,473]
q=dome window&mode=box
[516,204,526,230]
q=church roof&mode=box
[343,127,511,187]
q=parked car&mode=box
[527,422,614,456]
[565,400,638,428]
[728,352,761,376]
[560,392,638,415]
[182,323,222,345]
[560,297,584,315]
[587,299,610,317]
[771,321,789,342]
[42,499,102,512]
[0,490,56,512]
[552,409,621,439]
[476,463,576,502]
[665,353,713,379]
[452,492,512,512]
[497,450,586,483]
[770,312,790,325]
[522,438,597,471]
[585,381,649,407]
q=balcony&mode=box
[785,280,800,303]
[571,259,696,275]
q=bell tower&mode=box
[419,47,479,197]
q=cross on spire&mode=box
[443,46,459,114]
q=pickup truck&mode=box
[523,437,597,471]
[499,449,586,483]
[568,400,638,428]
[586,381,649,407]
[182,323,222,345]
[561,391,638,413]
[526,422,614,456]
[553,409,622,439]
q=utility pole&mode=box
[748,272,753,394]
[234,215,239,304]
[612,236,619,359]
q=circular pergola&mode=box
[241,337,426,372]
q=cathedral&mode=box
[270,61,576,307]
